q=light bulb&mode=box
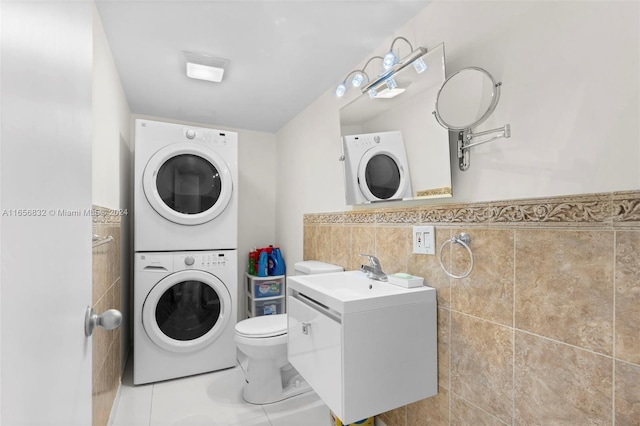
[383,51,397,70]
[351,72,364,88]
[413,57,427,74]
[335,83,346,97]
[385,78,397,90]
[368,88,377,99]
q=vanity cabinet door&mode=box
[287,295,342,413]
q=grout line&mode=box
[612,230,617,425]
[449,308,616,361]
[448,305,452,426]
[513,328,616,360]
[512,229,517,426]
[261,403,272,426]
[449,390,510,426]
[615,357,640,368]
[448,309,512,330]
[148,384,154,426]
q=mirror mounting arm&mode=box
[433,67,513,172]
[457,124,511,171]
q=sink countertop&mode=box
[287,270,436,314]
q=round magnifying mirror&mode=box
[434,67,500,131]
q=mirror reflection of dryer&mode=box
[342,130,413,204]
[133,250,237,385]
[134,119,238,252]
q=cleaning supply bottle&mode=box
[267,252,277,276]
[248,250,257,275]
[272,246,286,276]
[257,250,268,277]
[267,245,276,276]
[253,248,260,274]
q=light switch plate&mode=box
[413,226,435,255]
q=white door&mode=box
[142,270,231,352]
[1,2,93,424]
[142,144,233,225]
[357,148,408,201]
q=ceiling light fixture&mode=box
[183,51,229,83]
[335,36,427,99]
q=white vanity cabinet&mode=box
[287,271,437,424]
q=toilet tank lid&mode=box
[235,314,287,338]
[294,260,344,275]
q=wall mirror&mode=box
[433,67,511,171]
[339,43,451,205]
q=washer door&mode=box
[357,148,409,201]
[143,143,233,225]
[142,270,231,353]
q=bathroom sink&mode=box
[287,270,434,314]
[287,269,438,423]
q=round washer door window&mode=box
[142,269,231,353]
[143,143,233,225]
[357,149,409,202]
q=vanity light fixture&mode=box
[335,36,428,99]
[335,56,383,97]
[183,51,229,83]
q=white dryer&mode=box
[342,130,413,204]
[133,250,237,385]
[134,119,237,252]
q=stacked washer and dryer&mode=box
[133,119,239,385]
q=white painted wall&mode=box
[93,5,133,370]
[133,115,277,320]
[0,1,4,418]
[275,0,640,267]
[93,5,131,210]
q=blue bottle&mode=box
[267,252,277,276]
[272,247,286,276]
[257,251,268,277]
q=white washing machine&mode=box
[342,130,413,205]
[133,250,237,385]
[134,119,238,252]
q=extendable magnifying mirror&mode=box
[433,67,511,171]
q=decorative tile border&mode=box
[613,191,640,224]
[377,208,420,224]
[304,191,640,227]
[91,205,123,225]
[421,193,612,225]
[344,211,377,224]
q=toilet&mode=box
[235,260,343,404]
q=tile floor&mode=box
[110,356,331,426]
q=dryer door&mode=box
[357,149,410,202]
[143,143,233,225]
[142,269,232,353]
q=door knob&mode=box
[84,306,122,337]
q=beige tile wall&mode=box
[92,206,122,426]
[303,191,640,425]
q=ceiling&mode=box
[95,1,430,133]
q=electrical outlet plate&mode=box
[413,226,435,255]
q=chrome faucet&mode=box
[359,254,387,282]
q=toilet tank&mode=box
[294,261,343,276]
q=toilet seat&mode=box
[235,314,287,338]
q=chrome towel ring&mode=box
[438,232,474,279]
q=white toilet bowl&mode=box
[236,260,343,405]
[235,314,309,404]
